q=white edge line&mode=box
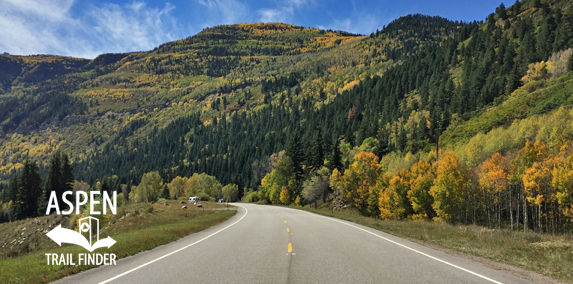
[301,210,504,284]
[98,205,248,284]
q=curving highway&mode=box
[53,203,536,284]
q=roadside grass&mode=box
[0,200,236,284]
[298,204,573,283]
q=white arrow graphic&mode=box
[46,225,116,252]
[91,236,116,251]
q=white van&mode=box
[188,196,199,202]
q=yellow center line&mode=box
[287,228,290,232]
[284,220,287,223]
[288,243,292,253]
[281,216,283,218]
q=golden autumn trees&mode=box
[430,151,470,223]
[552,145,573,221]
[511,140,549,232]
[478,153,510,228]
[330,152,380,215]
[407,159,435,220]
[379,168,412,220]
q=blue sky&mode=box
[0,0,506,58]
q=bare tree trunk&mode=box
[509,188,513,231]
[524,195,528,233]
[539,204,542,232]
[516,190,520,231]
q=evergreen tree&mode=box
[512,0,521,17]
[310,127,324,170]
[7,175,18,203]
[286,133,304,180]
[45,151,63,210]
[37,189,48,216]
[328,138,343,172]
[61,153,75,203]
[16,158,42,219]
[496,3,507,20]
[161,184,170,199]
[568,51,573,72]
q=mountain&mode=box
[1,0,573,197]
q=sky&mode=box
[0,0,506,59]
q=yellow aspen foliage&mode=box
[509,140,549,184]
[279,186,290,205]
[294,195,301,206]
[478,153,510,204]
[407,159,435,220]
[330,152,380,215]
[552,148,573,219]
[522,157,558,231]
[379,168,410,220]
[429,151,470,223]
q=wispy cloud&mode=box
[258,7,294,23]
[84,2,180,55]
[0,0,181,58]
[318,12,381,35]
[257,0,314,23]
[197,0,249,26]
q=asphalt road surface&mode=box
[53,203,536,284]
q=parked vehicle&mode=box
[188,196,199,202]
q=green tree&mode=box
[310,127,324,170]
[161,184,170,199]
[568,51,573,72]
[328,138,343,172]
[130,171,163,203]
[15,158,43,219]
[286,133,304,180]
[222,184,239,202]
[45,151,63,210]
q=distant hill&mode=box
[0,0,572,194]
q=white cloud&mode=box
[197,0,248,25]
[257,0,314,23]
[84,2,180,54]
[318,13,380,35]
[258,7,294,23]
[0,0,182,58]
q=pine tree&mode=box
[496,3,507,20]
[328,138,343,172]
[512,0,521,17]
[310,127,324,170]
[61,153,75,204]
[286,133,304,180]
[45,151,63,210]
[161,184,170,199]
[37,189,48,216]
[568,51,573,72]
[16,158,42,219]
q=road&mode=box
[54,203,536,284]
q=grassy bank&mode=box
[298,205,573,283]
[0,201,236,284]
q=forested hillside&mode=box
[2,0,573,232]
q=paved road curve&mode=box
[54,203,535,284]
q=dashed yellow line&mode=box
[284,220,287,223]
[288,243,292,253]
[281,216,283,218]
[287,228,290,232]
